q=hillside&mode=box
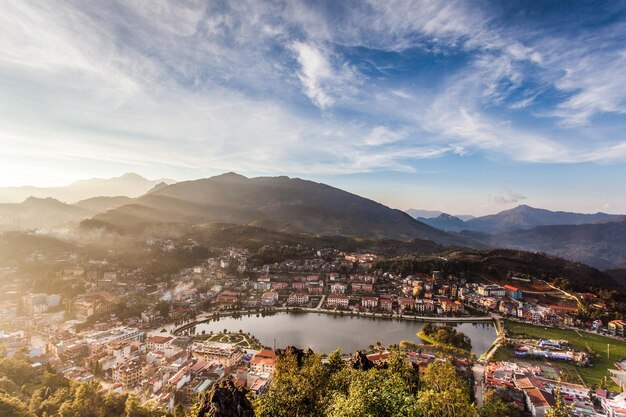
[90,173,475,246]
[0,197,90,229]
[74,196,133,212]
[374,248,622,291]
[465,204,620,233]
[489,218,626,269]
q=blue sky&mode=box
[1,1,626,215]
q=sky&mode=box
[1,1,626,215]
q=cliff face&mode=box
[196,380,255,417]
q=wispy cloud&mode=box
[1,0,626,188]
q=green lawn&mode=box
[502,320,626,387]
[194,332,262,349]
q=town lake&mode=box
[186,312,496,356]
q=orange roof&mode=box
[503,285,520,291]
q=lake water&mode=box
[187,312,496,355]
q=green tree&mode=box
[417,361,475,417]
[545,388,572,417]
[174,403,186,417]
[327,370,420,417]
[326,349,344,374]
[478,393,520,417]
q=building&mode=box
[361,296,378,310]
[397,297,415,312]
[440,298,463,314]
[192,342,244,367]
[287,293,309,305]
[503,285,523,300]
[380,296,393,311]
[609,320,626,337]
[261,291,279,306]
[330,282,347,294]
[478,285,505,298]
[250,350,277,374]
[326,295,350,308]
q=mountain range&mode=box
[0,173,174,203]
[88,173,470,246]
[1,172,625,269]
[412,205,622,234]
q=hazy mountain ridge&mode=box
[89,173,475,246]
[418,213,468,232]
[0,197,90,230]
[488,218,626,269]
[0,173,175,203]
[464,204,621,233]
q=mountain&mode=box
[465,204,621,234]
[406,209,474,221]
[488,217,626,270]
[89,173,475,246]
[0,197,90,230]
[406,209,442,219]
[74,196,133,212]
[417,213,467,232]
[0,173,176,203]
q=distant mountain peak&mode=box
[118,172,147,180]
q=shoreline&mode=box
[170,307,495,336]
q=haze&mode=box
[1,1,626,215]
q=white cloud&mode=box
[490,188,527,205]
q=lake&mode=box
[186,312,496,355]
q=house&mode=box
[192,342,244,367]
[250,350,277,374]
[609,320,626,337]
[326,295,350,308]
[261,291,279,306]
[292,282,306,290]
[478,285,505,297]
[397,297,415,312]
[271,282,289,290]
[330,282,347,294]
[287,293,309,305]
[306,282,324,295]
[380,296,393,311]
[361,296,378,310]
[503,285,523,300]
[440,298,463,314]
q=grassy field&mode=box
[501,320,626,387]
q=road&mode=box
[473,363,485,406]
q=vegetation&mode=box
[373,249,623,292]
[477,391,520,417]
[252,348,474,417]
[418,323,472,351]
[0,352,163,417]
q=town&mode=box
[2,239,626,417]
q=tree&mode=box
[418,361,475,417]
[326,349,344,374]
[174,403,186,417]
[545,388,572,417]
[478,393,520,417]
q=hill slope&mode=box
[92,173,475,245]
[0,197,90,229]
[489,218,626,269]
